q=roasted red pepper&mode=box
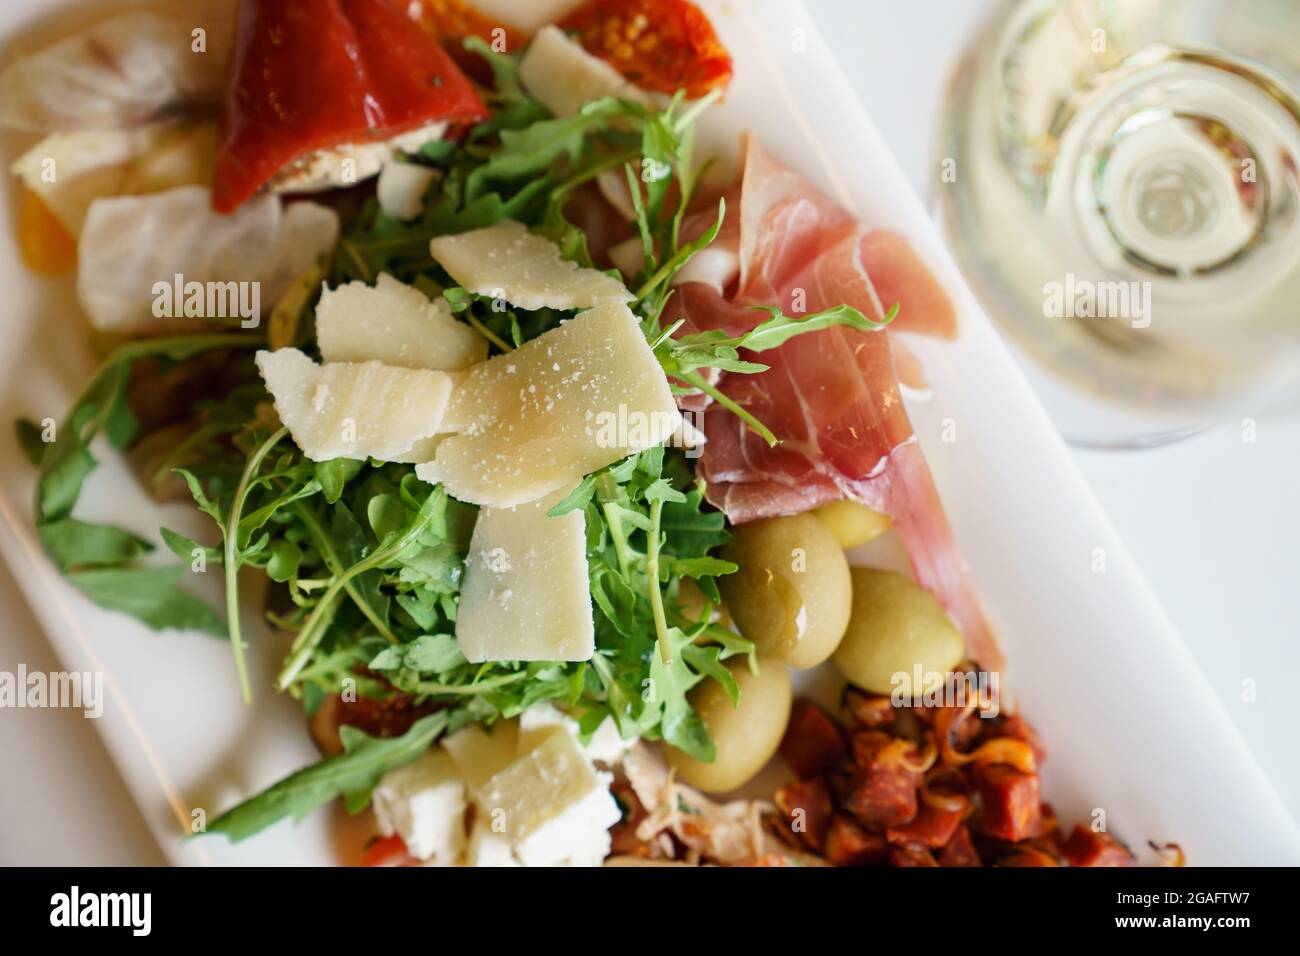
[558,0,732,100]
[212,0,488,212]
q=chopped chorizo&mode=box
[975,764,1043,842]
[823,814,890,867]
[844,731,922,828]
[780,699,848,779]
[987,713,1048,767]
[1062,826,1137,867]
[938,825,982,867]
[774,777,833,853]
[890,846,940,867]
[843,687,896,729]
[886,803,964,849]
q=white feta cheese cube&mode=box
[517,703,632,766]
[478,728,621,867]
[584,716,634,766]
[466,814,519,867]
[371,750,466,864]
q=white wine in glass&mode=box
[938,0,1300,447]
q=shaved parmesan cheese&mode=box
[316,274,486,371]
[456,489,593,663]
[428,219,632,312]
[388,434,447,464]
[415,300,678,507]
[376,160,437,220]
[519,25,657,118]
[255,348,452,462]
[477,728,620,867]
[442,721,520,793]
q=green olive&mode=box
[813,500,891,549]
[665,657,792,793]
[832,568,965,695]
[718,513,852,669]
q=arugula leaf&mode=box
[66,566,224,636]
[546,474,598,517]
[38,518,153,570]
[669,556,738,580]
[204,711,450,842]
[160,527,222,567]
[315,459,364,504]
[14,417,45,467]
[34,333,261,523]
[369,633,464,674]
[649,626,713,760]
[661,484,731,556]
[465,98,628,200]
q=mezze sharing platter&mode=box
[0,0,1296,867]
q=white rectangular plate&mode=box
[2,0,1297,866]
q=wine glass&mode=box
[937,0,1300,448]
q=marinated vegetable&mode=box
[832,568,964,695]
[719,513,851,669]
[665,657,792,793]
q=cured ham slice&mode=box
[670,138,1000,670]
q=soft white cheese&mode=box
[477,729,621,867]
[557,827,614,868]
[428,219,632,312]
[516,702,579,756]
[465,814,519,867]
[376,160,437,221]
[414,299,679,507]
[517,702,631,766]
[584,716,634,766]
[255,348,453,462]
[455,489,593,663]
[78,186,337,333]
[371,750,467,864]
[11,122,214,235]
[315,273,486,371]
[270,121,446,194]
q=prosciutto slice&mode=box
[668,137,1000,670]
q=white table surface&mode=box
[1,0,1295,865]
